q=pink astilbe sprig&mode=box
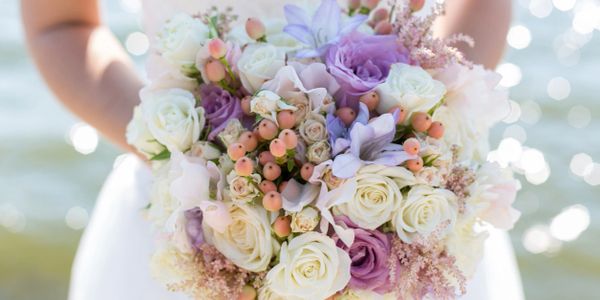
[388,1,473,69]
[388,222,467,300]
[444,165,476,214]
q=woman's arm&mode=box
[433,0,512,69]
[21,0,142,151]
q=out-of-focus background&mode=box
[1,0,599,299]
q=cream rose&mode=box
[306,140,331,164]
[189,141,220,160]
[140,88,205,152]
[393,185,458,243]
[375,63,446,116]
[217,119,245,147]
[266,232,351,299]
[250,90,297,122]
[291,206,320,233]
[299,112,328,144]
[156,14,210,70]
[126,106,165,158]
[335,165,412,230]
[237,44,286,93]
[203,203,278,272]
[226,171,262,204]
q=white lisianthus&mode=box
[336,165,415,230]
[299,112,328,145]
[140,88,205,152]
[393,185,458,243]
[217,119,245,147]
[375,63,446,116]
[126,106,165,158]
[226,171,262,204]
[156,14,210,71]
[432,105,489,163]
[266,232,351,299]
[250,90,297,122]
[291,206,320,233]
[237,44,286,93]
[188,141,220,160]
[203,203,279,272]
[468,162,521,229]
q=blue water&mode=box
[1,0,599,299]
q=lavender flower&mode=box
[199,84,246,140]
[325,32,410,107]
[333,215,394,294]
[184,208,204,251]
[331,113,415,178]
[326,102,369,155]
[283,0,367,58]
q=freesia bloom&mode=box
[334,215,394,294]
[326,32,409,106]
[283,0,367,57]
[199,84,245,140]
[266,232,351,299]
[332,113,416,178]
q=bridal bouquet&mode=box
[127,0,521,299]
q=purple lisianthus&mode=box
[184,208,204,251]
[199,84,244,140]
[333,215,394,294]
[326,32,410,107]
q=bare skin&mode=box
[22,0,511,152]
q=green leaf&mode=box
[150,149,171,161]
[427,96,446,116]
[287,159,295,172]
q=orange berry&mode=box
[227,143,246,161]
[259,180,277,193]
[276,110,296,129]
[278,129,298,149]
[361,0,380,10]
[359,91,380,111]
[372,8,389,24]
[388,106,407,124]
[403,138,420,155]
[207,38,227,59]
[262,191,283,212]
[406,157,424,172]
[278,180,288,193]
[258,151,275,165]
[263,162,282,181]
[205,60,226,82]
[234,157,254,176]
[272,216,292,238]
[241,96,252,116]
[411,112,432,132]
[337,107,357,127]
[245,18,266,41]
[258,119,278,140]
[237,285,257,300]
[349,0,361,10]
[428,121,445,139]
[374,21,393,35]
[238,131,258,152]
[300,163,315,181]
[269,139,287,158]
[410,0,425,12]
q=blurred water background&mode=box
[1,0,599,299]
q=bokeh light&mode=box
[520,100,542,125]
[503,124,528,143]
[125,31,149,56]
[570,153,594,177]
[552,0,577,11]
[546,76,571,100]
[523,225,561,254]
[497,63,523,88]
[507,25,532,49]
[567,105,591,128]
[68,123,99,155]
[0,204,26,233]
[549,205,590,242]
[529,0,554,18]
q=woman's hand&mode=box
[22,0,142,152]
[434,0,512,69]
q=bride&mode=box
[22,0,523,299]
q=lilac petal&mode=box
[349,122,373,156]
[284,4,310,26]
[339,14,369,36]
[281,180,320,212]
[332,153,363,178]
[352,102,370,127]
[312,0,342,41]
[283,24,314,46]
[371,151,416,166]
[332,138,351,156]
[295,48,323,58]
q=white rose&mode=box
[306,140,331,164]
[299,112,328,144]
[338,288,397,300]
[266,232,351,299]
[189,141,221,160]
[393,185,458,243]
[445,216,488,279]
[432,105,489,162]
[217,119,245,147]
[140,88,205,152]
[203,203,279,272]
[291,206,320,233]
[238,44,286,93]
[226,171,262,204]
[156,14,210,70]
[126,105,165,158]
[375,63,446,116]
[335,165,413,230]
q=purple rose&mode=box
[333,215,394,294]
[325,32,409,107]
[185,208,204,251]
[199,84,244,140]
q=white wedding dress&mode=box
[68,1,524,299]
